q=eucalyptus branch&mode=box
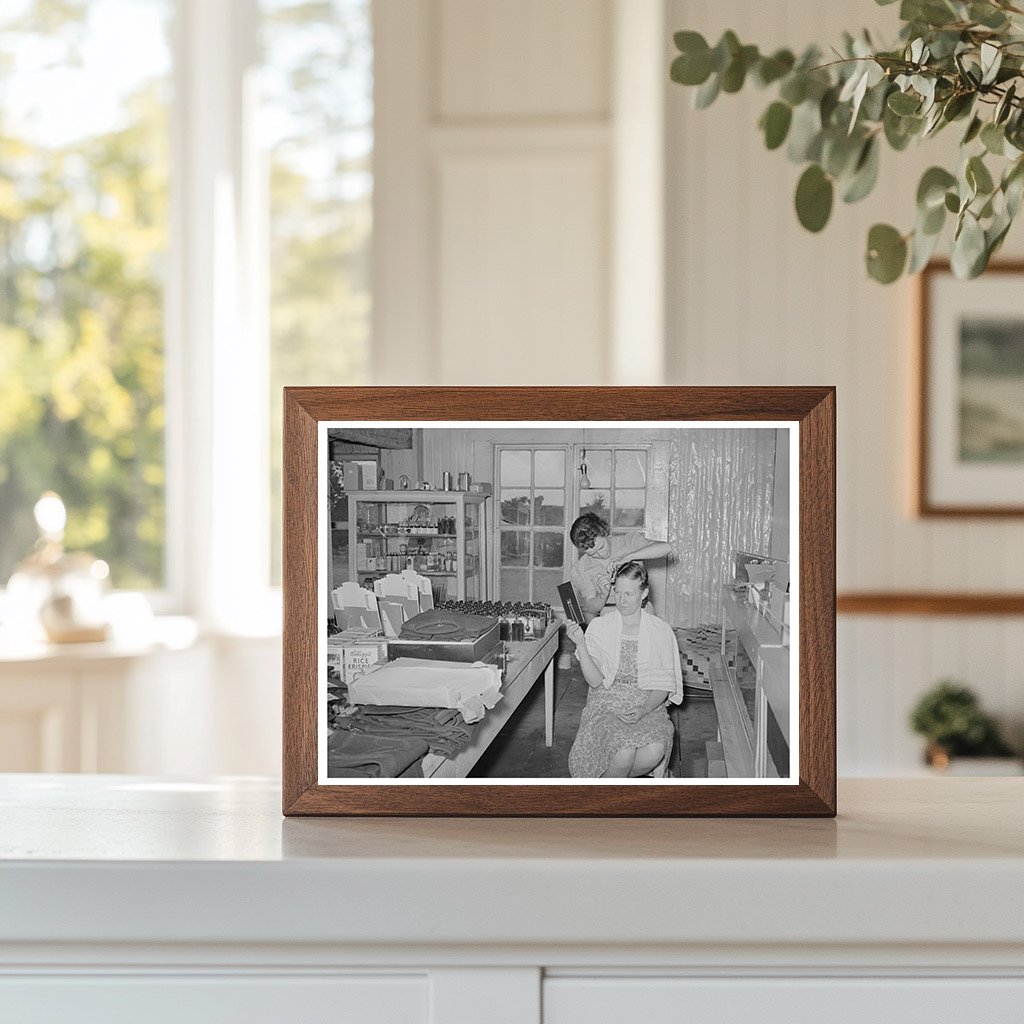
[670,2,1024,283]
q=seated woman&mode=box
[568,512,672,623]
[565,561,683,778]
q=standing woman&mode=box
[565,561,683,778]
[568,513,671,623]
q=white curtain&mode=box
[665,430,776,627]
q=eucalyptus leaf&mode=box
[981,122,1005,155]
[710,31,740,74]
[866,223,908,283]
[779,73,808,106]
[795,164,834,232]
[970,2,1009,30]
[861,79,893,122]
[921,200,946,235]
[842,137,881,203]
[980,42,1002,86]
[787,100,824,162]
[754,49,795,87]
[694,73,721,109]
[908,221,942,273]
[967,154,995,195]
[917,166,957,210]
[962,115,983,145]
[995,82,1017,124]
[942,92,974,122]
[944,190,961,213]
[822,128,864,178]
[951,211,986,278]
[888,90,921,115]
[760,102,793,150]
[721,44,758,93]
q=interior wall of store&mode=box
[368,0,1024,775]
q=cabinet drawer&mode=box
[544,977,1024,1022]
[0,974,427,1024]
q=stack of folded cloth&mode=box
[333,705,476,761]
[327,729,429,778]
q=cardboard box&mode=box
[343,463,361,490]
[343,640,388,683]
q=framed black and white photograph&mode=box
[283,387,835,816]
[918,262,1024,517]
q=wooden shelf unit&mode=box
[344,490,492,601]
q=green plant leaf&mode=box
[779,73,807,106]
[951,211,986,278]
[710,31,740,73]
[908,220,942,273]
[787,100,823,162]
[694,73,721,109]
[822,128,863,177]
[842,137,880,203]
[888,90,921,115]
[866,223,908,283]
[671,32,712,85]
[917,166,957,210]
[753,49,795,87]
[942,91,974,123]
[995,82,1017,125]
[795,164,834,232]
[721,44,759,92]
[962,115,983,145]
[884,106,922,150]
[967,154,995,195]
[969,2,1009,29]
[980,41,1002,86]
[981,122,1005,155]
[922,202,946,236]
[760,101,793,150]
[944,190,960,213]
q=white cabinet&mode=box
[544,978,1024,1022]
[2,975,428,1024]
[2,777,1023,1021]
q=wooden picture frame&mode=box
[283,387,836,816]
[917,261,1024,517]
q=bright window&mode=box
[261,0,373,583]
[0,0,172,589]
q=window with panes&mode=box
[496,447,568,604]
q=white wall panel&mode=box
[438,0,610,120]
[665,0,1024,774]
[436,152,608,384]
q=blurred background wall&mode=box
[1,0,1021,777]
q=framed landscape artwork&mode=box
[918,262,1024,516]
[282,387,836,817]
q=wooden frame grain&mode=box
[283,387,836,817]
[917,260,1024,518]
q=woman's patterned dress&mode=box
[567,635,675,778]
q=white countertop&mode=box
[1,775,1022,954]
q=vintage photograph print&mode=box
[283,388,835,816]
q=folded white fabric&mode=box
[347,658,503,724]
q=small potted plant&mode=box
[910,680,1018,772]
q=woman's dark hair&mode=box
[569,512,609,552]
[614,560,650,605]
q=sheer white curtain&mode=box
[665,430,776,627]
